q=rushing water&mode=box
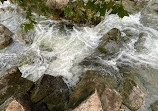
[1,1,158,110]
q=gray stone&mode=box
[16,28,35,44]
[141,0,158,30]
[120,78,144,111]
[0,67,33,105]
[0,24,13,49]
[68,70,121,111]
[98,28,121,55]
[30,74,69,111]
[122,0,149,14]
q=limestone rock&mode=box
[0,67,33,105]
[68,70,122,111]
[98,28,121,55]
[0,24,13,49]
[30,74,69,111]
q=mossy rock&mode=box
[151,100,158,111]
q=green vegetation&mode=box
[62,0,129,24]
[0,0,129,31]
[0,0,6,4]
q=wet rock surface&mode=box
[16,28,35,44]
[121,0,149,14]
[120,78,144,111]
[98,28,122,55]
[141,0,158,30]
[0,94,33,111]
[73,90,103,111]
[0,24,13,49]
[67,70,122,111]
[30,74,69,111]
[0,67,33,105]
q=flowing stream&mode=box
[1,0,158,110]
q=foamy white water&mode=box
[1,1,158,110]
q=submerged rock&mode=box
[151,100,158,111]
[0,24,13,49]
[120,78,144,111]
[0,67,33,105]
[0,94,33,111]
[98,28,122,55]
[141,0,158,30]
[68,70,122,111]
[30,74,69,111]
[16,28,35,45]
[134,32,148,52]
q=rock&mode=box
[16,28,35,44]
[100,87,122,111]
[141,0,158,30]
[121,0,149,14]
[68,70,122,111]
[151,100,158,111]
[98,28,121,55]
[120,78,144,111]
[46,0,69,9]
[30,74,69,111]
[0,24,13,49]
[73,90,103,111]
[0,94,33,111]
[0,67,33,105]
[134,32,148,52]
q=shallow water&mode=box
[1,1,158,110]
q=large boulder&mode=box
[98,28,122,55]
[141,0,158,30]
[0,94,33,111]
[30,74,69,111]
[46,0,69,9]
[120,78,144,111]
[0,67,33,105]
[68,70,122,111]
[0,24,13,49]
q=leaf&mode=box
[111,4,129,18]
[0,0,5,4]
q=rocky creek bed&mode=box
[1,0,158,111]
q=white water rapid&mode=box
[1,1,158,110]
